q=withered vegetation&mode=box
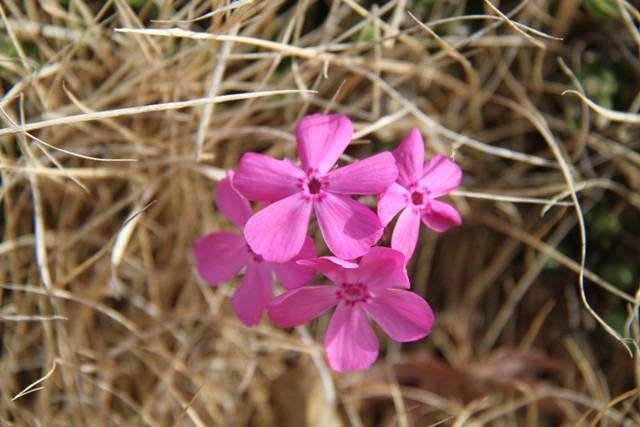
[1,0,639,425]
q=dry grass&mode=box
[1,0,639,425]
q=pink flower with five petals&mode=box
[193,171,316,326]
[234,114,398,263]
[268,247,434,372]
[378,129,462,261]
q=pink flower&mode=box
[378,129,462,261]
[233,114,398,263]
[268,247,434,372]
[193,171,316,326]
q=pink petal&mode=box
[244,193,312,263]
[422,199,462,232]
[357,247,410,289]
[377,182,409,226]
[193,232,249,285]
[364,288,434,342]
[271,236,317,290]
[296,114,353,174]
[393,128,425,187]
[324,304,379,372]
[391,207,421,262]
[297,256,359,285]
[326,152,398,195]
[419,155,462,197]
[216,171,252,228]
[298,256,359,270]
[315,193,383,260]
[231,261,273,326]
[268,285,338,327]
[234,152,305,202]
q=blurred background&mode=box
[0,0,639,425]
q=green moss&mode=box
[584,205,636,292]
[414,0,437,14]
[542,257,560,271]
[578,65,619,109]
[582,0,620,24]
[355,24,375,43]
[602,309,627,337]
[586,206,621,240]
[600,259,635,291]
[0,36,38,60]
[273,57,293,79]
[564,64,620,129]
[128,0,159,20]
[128,0,148,10]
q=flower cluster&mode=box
[194,114,462,371]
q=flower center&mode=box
[411,191,424,205]
[336,283,369,305]
[307,177,322,194]
[301,172,327,199]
